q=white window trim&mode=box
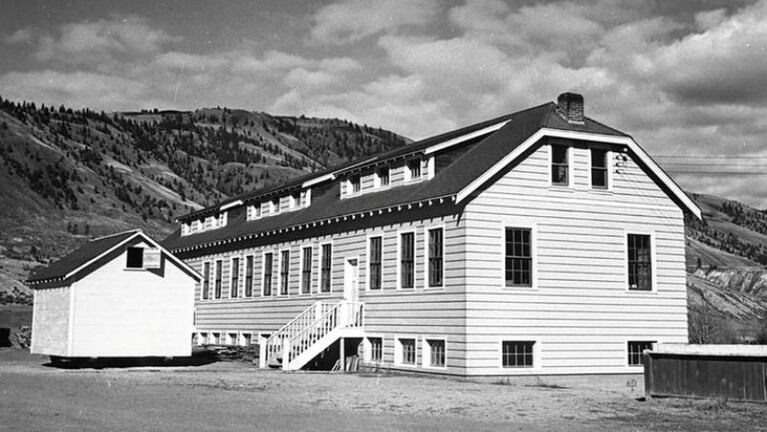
[394,335,419,367]
[396,229,417,291]
[318,241,334,295]
[201,259,214,301]
[426,156,435,180]
[363,334,385,364]
[229,256,241,299]
[422,336,447,369]
[213,259,223,300]
[197,331,208,346]
[623,229,658,294]
[586,148,614,192]
[424,224,446,289]
[625,339,658,368]
[240,332,253,347]
[365,232,385,292]
[262,250,275,297]
[404,158,423,183]
[278,248,291,297]
[499,219,538,290]
[498,338,542,372]
[247,204,263,221]
[243,254,255,297]
[299,245,313,296]
[226,331,239,346]
[548,143,573,188]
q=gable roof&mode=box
[162,101,700,254]
[28,230,202,286]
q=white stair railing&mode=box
[263,301,322,366]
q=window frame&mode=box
[201,261,211,300]
[499,339,540,371]
[262,251,274,297]
[279,249,290,296]
[624,231,656,293]
[300,245,313,295]
[422,336,447,369]
[244,254,254,297]
[424,225,445,289]
[549,144,571,187]
[500,220,538,290]
[376,166,390,188]
[229,256,240,299]
[319,242,333,294]
[214,259,223,299]
[405,159,422,182]
[349,174,361,194]
[366,233,384,291]
[394,336,418,367]
[627,340,656,367]
[363,335,384,364]
[589,148,611,190]
[396,230,417,290]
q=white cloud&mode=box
[3,28,33,45]
[310,0,439,44]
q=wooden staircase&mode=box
[261,300,364,370]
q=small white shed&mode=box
[27,230,201,359]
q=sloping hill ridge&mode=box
[0,96,408,303]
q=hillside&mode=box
[0,96,408,303]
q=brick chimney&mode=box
[556,92,584,124]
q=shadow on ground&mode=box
[43,348,219,369]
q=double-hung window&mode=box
[502,341,534,368]
[427,228,443,287]
[505,228,532,287]
[263,252,273,296]
[301,247,312,294]
[214,260,222,299]
[280,250,290,295]
[320,244,332,293]
[202,262,210,300]
[244,256,253,297]
[369,236,382,290]
[628,234,652,291]
[551,145,569,186]
[591,148,608,189]
[230,257,240,298]
[400,232,415,289]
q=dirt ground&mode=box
[0,349,765,432]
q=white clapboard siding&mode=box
[461,143,688,375]
[30,286,71,357]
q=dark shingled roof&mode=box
[162,102,627,253]
[28,230,140,283]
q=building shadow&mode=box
[43,348,220,369]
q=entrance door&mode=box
[344,257,359,302]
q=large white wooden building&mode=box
[28,230,200,360]
[162,93,701,376]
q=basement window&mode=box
[502,341,535,368]
[628,341,655,366]
[126,247,144,268]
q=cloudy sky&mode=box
[3,0,767,206]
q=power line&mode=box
[655,155,767,159]
[664,171,767,175]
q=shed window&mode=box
[301,247,312,294]
[214,260,222,299]
[280,250,290,296]
[400,232,415,289]
[202,262,210,300]
[505,227,532,287]
[321,244,332,293]
[628,234,652,290]
[591,148,608,189]
[551,145,569,185]
[369,236,382,290]
[628,341,655,366]
[263,253,273,296]
[428,228,443,287]
[126,247,143,268]
[230,257,240,298]
[502,341,534,368]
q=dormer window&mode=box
[181,223,190,236]
[290,192,301,208]
[247,204,262,220]
[271,198,279,214]
[218,212,227,227]
[301,189,311,207]
[377,167,390,187]
[350,175,361,193]
[407,159,421,180]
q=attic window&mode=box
[350,175,361,193]
[291,192,301,208]
[126,247,144,268]
[378,167,390,187]
[271,198,280,214]
[407,159,421,180]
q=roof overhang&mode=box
[456,127,702,219]
[424,120,509,155]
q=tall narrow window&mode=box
[263,252,273,296]
[407,159,421,179]
[400,232,415,289]
[551,145,569,185]
[591,148,608,189]
[505,228,532,287]
[369,236,382,290]
[628,234,652,290]
[628,341,655,366]
[230,257,240,298]
[301,247,312,294]
[245,256,253,297]
[214,260,222,299]
[202,262,210,300]
[280,250,290,295]
[378,167,390,186]
[320,244,332,293]
[428,228,443,287]
[502,341,534,368]
[350,175,361,193]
